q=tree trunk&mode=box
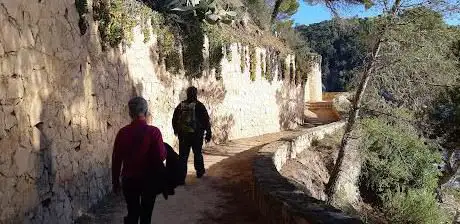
[326,38,383,205]
[326,0,402,206]
[271,0,284,25]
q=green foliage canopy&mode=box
[296,18,370,91]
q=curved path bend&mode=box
[77,130,300,224]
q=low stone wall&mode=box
[304,102,341,124]
[252,122,362,224]
[322,92,346,102]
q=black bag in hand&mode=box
[162,143,181,199]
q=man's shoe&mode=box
[197,170,205,178]
[177,180,186,186]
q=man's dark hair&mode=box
[128,96,148,119]
[186,86,198,101]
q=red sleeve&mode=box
[112,130,123,186]
[152,128,166,162]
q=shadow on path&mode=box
[76,131,299,224]
[196,146,267,224]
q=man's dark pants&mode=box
[122,177,157,224]
[179,132,205,182]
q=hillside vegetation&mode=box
[297,7,460,223]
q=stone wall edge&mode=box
[251,121,363,224]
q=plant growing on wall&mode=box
[265,48,275,82]
[249,46,257,81]
[140,6,152,43]
[225,44,232,62]
[296,53,315,82]
[240,46,246,73]
[205,24,228,79]
[259,52,265,79]
[150,12,183,72]
[93,0,153,49]
[278,55,286,81]
[75,0,89,35]
[85,0,295,83]
[182,24,206,78]
[149,0,238,77]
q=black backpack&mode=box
[178,101,197,133]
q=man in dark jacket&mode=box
[112,97,166,224]
[172,86,212,184]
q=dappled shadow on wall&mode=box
[211,115,235,144]
[275,83,303,130]
[31,50,142,223]
[198,78,227,106]
[0,17,144,222]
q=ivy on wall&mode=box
[259,52,265,80]
[182,25,205,78]
[240,46,247,73]
[151,13,183,73]
[205,25,226,79]
[265,48,275,82]
[249,46,257,81]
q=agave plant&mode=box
[205,8,237,24]
[199,0,237,25]
[152,0,237,25]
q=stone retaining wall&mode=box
[252,122,363,224]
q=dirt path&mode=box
[76,131,298,224]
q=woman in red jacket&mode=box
[112,97,166,224]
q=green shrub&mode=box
[246,0,271,30]
[205,24,226,79]
[359,118,444,223]
[182,25,205,78]
[93,0,152,48]
[360,118,441,200]
[385,189,447,224]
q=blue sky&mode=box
[292,1,460,26]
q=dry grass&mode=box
[218,23,292,55]
[441,187,460,222]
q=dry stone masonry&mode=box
[252,122,362,224]
[0,0,317,223]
